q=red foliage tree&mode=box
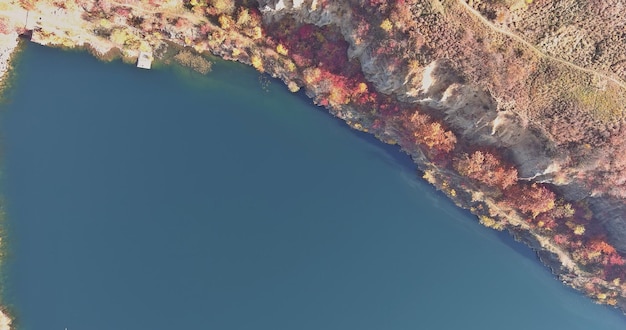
[297,24,314,39]
[0,19,8,34]
[503,183,556,217]
[608,254,625,266]
[114,7,131,17]
[199,23,212,36]
[554,234,569,245]
[403,112,456,153]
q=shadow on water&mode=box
[230,72,623,297]
[277,74,561,265]
[275,74,550,265]
[495,228,545,265]
[288,87,418,174]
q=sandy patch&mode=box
[0,32,19,85]
[0,308,11,330]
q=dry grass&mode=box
[570,83,625,123]
[524,59,625,124]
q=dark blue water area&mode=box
[1,43,625,330]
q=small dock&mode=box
[137,52,153,69]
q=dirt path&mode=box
[456,0,626,90]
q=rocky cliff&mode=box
[249,0,626,311]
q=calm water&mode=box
[0,43,624,330]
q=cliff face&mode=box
[260,0,626,247]
[260,0,560,179]
[2,0,626,322]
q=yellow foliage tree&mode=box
[423,170,437,184]
[357,82,368,94]
[287,81,300,92]
[218,14,233,30]
[285,59,296,72]
[479,216,504,231]
[276,44,288,56]
[250,26,263,40]
[380,19,393,32]
[329,88,349,106]
[251,55,264,72]
[304,67,321,85]
[99,19,112,29]
[110,29,131,45]
[210,0,235,15]
[236,8,251,27]
[574,225,586,235]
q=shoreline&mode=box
[0,31,19,330]
[6,41,626,328]
[0,0,626,328]
[0,33,20,94]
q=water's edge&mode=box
[2,41,626,330]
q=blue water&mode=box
[0,43,624,330]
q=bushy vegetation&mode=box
[173,50,212,74]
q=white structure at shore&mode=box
[137,51,153,69]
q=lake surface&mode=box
[0,43,625,330]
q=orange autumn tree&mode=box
[454,150,518,190]
[587,239,626,270]
[422,122,457,153]
[503,183,556,217]
[20,0,36,10]
[589,239,617,255]
[407,112,457,153]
